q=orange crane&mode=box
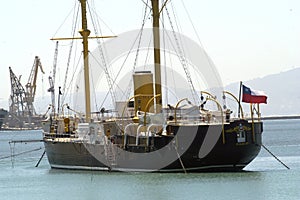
[25,56,45,115]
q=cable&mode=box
[0,147,43,160]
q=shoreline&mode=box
[260,115,300,120]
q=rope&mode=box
[0,147,43,160]
[261,144,290,170]
[124,1,151,101]
[87,1,117,106]
[64,53,83,111]
[35,151,46,167]
[98,2,151,109]
[174,136,187,174]
[62,4,80,102]
[164,5,199,104]
[59,4,80,108]
[180,0,222,88]
[52,2,78,39]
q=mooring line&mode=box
[261,144,290,170]
[174,137,187,174]
[9,139,43,144]
[175,147,187,174]
[35,150,46,167]
[0,147,43,160]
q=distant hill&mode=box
[225,67,300,116]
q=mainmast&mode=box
[151,0,162,112]
[79,0,91,122]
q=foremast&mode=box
[50,0,116,121]
[79,0,91,122]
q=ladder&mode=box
[104,140,117,168]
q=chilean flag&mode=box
[242,85,267,104]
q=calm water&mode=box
[0,119,299,200]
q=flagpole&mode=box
[238,81,242,118]
[257,104,260,121]
[250,103,255,142]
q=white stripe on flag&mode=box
[251,89,266,96]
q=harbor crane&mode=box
[8,56,44,128]
[48,41,58,114]
[9,67,28,118]
[25,56,45,115]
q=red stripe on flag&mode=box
[242,93,267,104]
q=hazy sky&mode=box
[0,0,299,109]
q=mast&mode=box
[79,0,91,122]
[50,0,116,121]
[151,0,162,112]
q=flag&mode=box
[242,85,267,104]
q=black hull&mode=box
[0,108,8,130]
[0,119,3,131]
[44,141,109,170]
[163,120,262,172]
[44,120,262,172]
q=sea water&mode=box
[0,119,299,200]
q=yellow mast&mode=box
[79,0,91,122]
[49,0,116,121]
[151,0,162,113]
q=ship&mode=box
[0,108,8,130]
[42,0,264,172]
